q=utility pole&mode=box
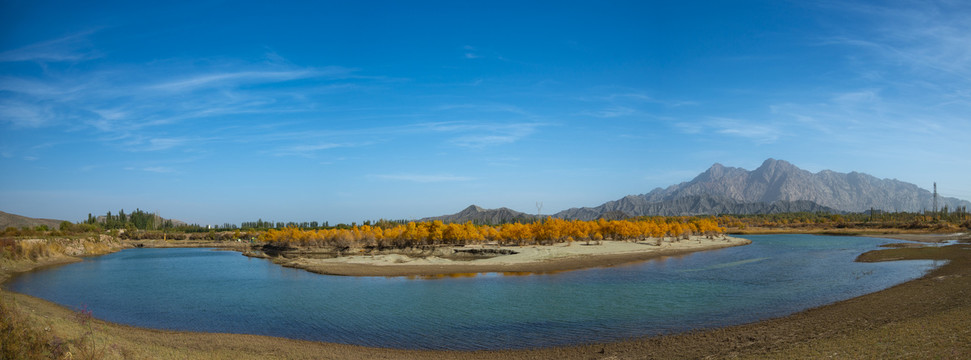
[933,182,938,215]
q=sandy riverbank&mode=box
[863,232,971,243]
[262,236,750,276]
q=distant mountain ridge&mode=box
[0,210,67,229]
[428,159,970,222]
[553,195,842,221]
[422,205,538,224]
[638,159,969,213]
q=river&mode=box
[5,234,938,350]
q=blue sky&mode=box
[2,1,969,225]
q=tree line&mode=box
[259,217,726,249]
[5,208,968,242]
[84,209,175,230]
[713,209,971,230]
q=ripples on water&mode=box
[6,235,937,350]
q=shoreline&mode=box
[256,236,751,277]
[2,235,969,358]
[861,232,970,243]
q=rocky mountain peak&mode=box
[644,158,969,213]
[703,162,726,177]
[428,159,971,222]
[752,158,797,178]
[461,205,485,213]
[423,205,536,224]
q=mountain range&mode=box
[6,159,968,227]
[430,158,971,223]
[422,205,537,224]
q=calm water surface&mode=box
[6,235,939,350]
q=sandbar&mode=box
[264,236,750,277]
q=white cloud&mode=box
[446,123,541,148]
[451,134,521,147]
[574,89,698,121]
[0,99,54,127]
[675,117,783,144]
[142,166,176,173]
[145,138,187,151]
[715,124,780,143]
[582,106,636,118]
[0,30,102,63]
[434,103,528,115]
[819,1,971,87]
[674,122,702,134]
[374,174,474,183]
[146,70,326,93]
[0,39,371,158]
[272,143,345,157]
[832,90,881,105]
[462,45,482,59]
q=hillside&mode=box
[0,210,68,230]
[421,205,538,224]
[554,195,842,220]
[553,158,970,220]
[429,159,970,222]
[640,159,970,213]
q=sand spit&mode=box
[266,236,750,277]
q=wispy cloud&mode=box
[423,121,543,148]
[450,130,535,148]
[0,30,102,63]
[0,98,55,127]
[147,67,352,93]
[434,103,530,115]
[818,1,971,84]
[373,174,474,183]
[736,1,971,160]
[270,142,351,157]
[142,166,177,174]
[0,37,370,155]
[422,103,546,148]
[708,117,782,144]
[463,45,481,59]
[591,91,698,108]
[677,117,783,144]
[143,138,188,152]
[582,106,636,118]
[577,89,697,120]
